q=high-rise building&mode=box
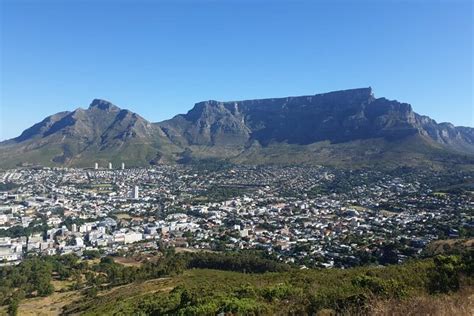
[108,162,112,169]
[94,162,98,170]
[133,185,139,199]
[121,162,125,170]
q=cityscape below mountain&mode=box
[2,0,473,314]
[0,89,473,315]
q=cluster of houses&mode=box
[0,165,472,267]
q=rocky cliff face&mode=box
[158,88,474,154]
[415,115,474,153]
[1,88,473,168]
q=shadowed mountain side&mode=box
[1,89,473,169]
[158,88,473,150]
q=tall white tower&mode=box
[94,162,98,170]
[133,186,139,199]
[108,162,112,170]
[121,162,125,170]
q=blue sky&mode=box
[1,0,472,140]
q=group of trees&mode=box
[428,251,473,294]
[0,250,186,315]
[0,219,48,238]
[0,257,55,314]
[88,253,187,288]
[0,249,292,310]
[202,185,249,202]
[185,251,291,273]
[0,182,19,191]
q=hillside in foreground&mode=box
[1,249,472,315]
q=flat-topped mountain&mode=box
[159,88,473,150]
[1,88,473,168]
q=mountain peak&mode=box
[2,89,473,169]
[88,99,120,111]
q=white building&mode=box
[240,229,249,238]
[0,214,8,225]
[79,223,94,233]
[0,237,11,246]
[75,237,84,247]
[113,232,125,244]
[133,186,139,199]
[124,232,142,244]
[0,247,21,262]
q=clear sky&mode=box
[0,0,472,140]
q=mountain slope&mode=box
[1,89,473,169]
[0,99,180,168]
[159,88,474,150]
[157,88,474,167]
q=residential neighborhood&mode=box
[1,165,472,268]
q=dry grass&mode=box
[0,280,80,316]
[15,291,81,316]
[425,238,474,256]
[96,277,173,298]
[51,280,74,291]
[113,256,143,267]
[174,247,214,253]
[368,288,474,316]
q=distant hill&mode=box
[1,88,473,168]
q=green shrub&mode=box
[234,284,257,299]
[428,255,462,293]
[352,275,407,298]
[222,297,266,314]
[261,283,303,302]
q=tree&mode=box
[85,286,98,299]
[83,250,101,259]
[7,298,19,316]
[379,244,399,265]
[428,255,462,293]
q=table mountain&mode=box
[1,88,473,168]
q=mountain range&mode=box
[1,87,473,169]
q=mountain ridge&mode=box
[1,88,473,169]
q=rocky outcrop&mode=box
[1,88,473,168]
[158,88,474,154]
